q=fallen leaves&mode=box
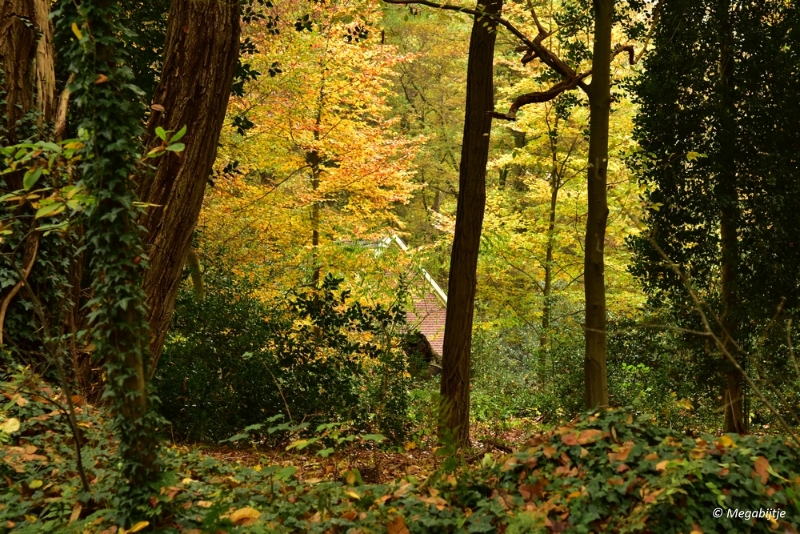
[387,515,410,534]
[753,456,771,485]
[0,417,20,434]
[230,507,260,526]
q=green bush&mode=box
[155,263,413,443]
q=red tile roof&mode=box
[407,292,447,356]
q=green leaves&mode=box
[23,168,43,190]
[148,125,188,157]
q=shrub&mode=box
[155,263,413,443]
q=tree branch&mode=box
[488,71,590,120]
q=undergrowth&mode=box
[2,370,799,533]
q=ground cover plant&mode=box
[2,372,799,532]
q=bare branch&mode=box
[0,232,40,345]
[612,44,636,65]
[525,0,547,36]
[488,71,590,120]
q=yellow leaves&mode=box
[717,435,737,449]
[127,521,150,533]
[68,503,82,524]
[196,500,213,508]
[71,22,83,40]
[0,418,20,434]
[230,507,260,526]
[403,441,417,451]
[344,490,361,500]
[28,480,43,489]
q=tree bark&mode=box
[439,0,502,447]
[716,0,745,434]
[583,0,613,410]
[138,0,241,375]
[0,0,55,150]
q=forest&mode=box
[1,0,800,532]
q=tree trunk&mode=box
[540,114,561,380]
[0,0,55,348]
[716,0,745,434]
[138,0,241,375]
[583,0,613,410]
[439,0,502,447]
[0,0,55,155]
[540,169,559,377]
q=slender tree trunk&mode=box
[309,95,324,287]
[716,0,745,434]
[540,171,558,374]
[439,0,502,447]
[583,0,613,410]
[540,115,560,379]
[138,0,241,375]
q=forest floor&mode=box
[3,375,800,533]
[194,422,532,486]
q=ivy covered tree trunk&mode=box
[137,0,241,374]
[583,0,614,410]
[439,0,502,447]
[55,0,162,514]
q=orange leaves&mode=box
[577,429,604,445]
[2,445,48,473]
[542,446,558,459]
[607,441,634,463]
[387,515,410,534]
[753,456,771,485]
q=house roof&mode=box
[379,235,447,356]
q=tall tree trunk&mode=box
[0,0,54,346]
[439,0,502,447]
[716,0,745,434]
[583,0,613,410]
[540,115,560,380]
[138,0,241,375]
[0,0,55,155]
